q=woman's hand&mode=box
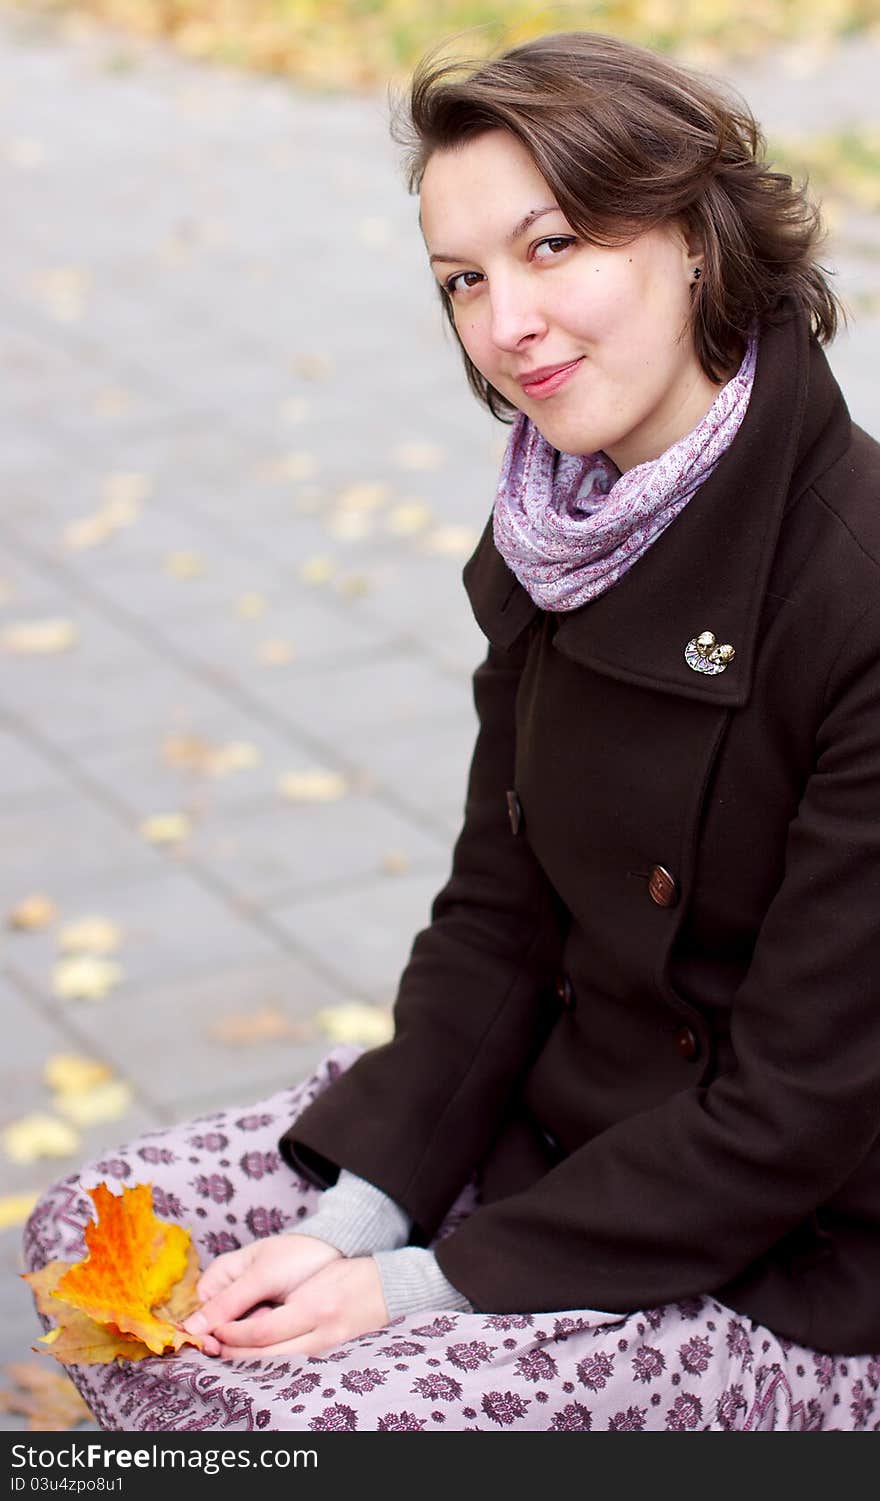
[182,1234,390,1358]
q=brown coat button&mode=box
[555,974,575,1010]
[506,789,523,836]
[676,1026,699,1061]
[648,865,679,907]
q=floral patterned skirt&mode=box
[22,1044,880,1432]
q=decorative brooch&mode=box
[685,630,736,675]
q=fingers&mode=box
[211,1330,337,1360]
[195,1243,255,1304]
[184,1261,276,1337]
[214,1303,306,1348]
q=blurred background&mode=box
[1,0,878,1431]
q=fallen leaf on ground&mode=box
[390,440,445,471]
[380,850,410,875]
[209,1005,316,1046]
[7,894,57,930]
[234,591,267,618]
[1,619,79,654]
[2,1114,80,1164]
[292,353,333,380]
[0,1362,95,1430]
[335,572,371,598]
[58,917,122,954]
[264,451,318,482]
[299,556,335,584]
[139,813,191,844]
[386,500,432,535]
[23,1183,204,1364]
[51,955,124,1001]
[314,1003,394,1046]
[93,388,134,417]
[165,551,205,578]
[278,768,348,801]
[44,1055,112,1095]
[0,1192,39,1230]
[53,1080,133,1129]
[420,525,480,558]
[102,472,151,506]
[327,511,374,541]
[257,637,296,664]
[162,733,260,778]
[334,481,390,513]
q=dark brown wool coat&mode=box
[280,300,880,1356]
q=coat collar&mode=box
[462,302,852,707]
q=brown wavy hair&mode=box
[388,31,844,421]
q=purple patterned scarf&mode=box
[492,325,759,610]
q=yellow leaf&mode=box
[63,514,116,550]
[139,813,191,844]
[314,1003,394,1046]
[93,388,133,418]
[7,894,57,930]
[2,1114,80,1164]
[386,500,433,535]
[299,556,336,584]
[102,472,151,506]
[51,955,124,1001]
[53,1081,133,1129]
[211,741,261,775]
[278,768,348,802]
[265,450,318,482]
[43,1054,112,1095]
[380,849,410,875]
[58,917,122,954]
[210,1005,316,1046]
[335,481,390,513]
[0,1361,96,1430]
[327,511,374,541]
[23,1262,159,1367]
[1,619,79,654]
[257,637,296,664]
[390,440,445,471]
[165,551,205,579]
[0,1192,39,1230]
[52,1184,195,1355]
[292,353,333,380]
[420,525,480,558]
[234,591,267,617]
[335,572,371,598]
[161,734,259,778]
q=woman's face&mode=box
[419,128,724,472]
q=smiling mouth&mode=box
[519,358,584,398]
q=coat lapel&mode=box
[463,304,852,707]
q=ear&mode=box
[667,214,703,265]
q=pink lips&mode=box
[518,358,584,398]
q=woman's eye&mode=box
[445,270,482,296]
[534,235,576,259]
[443,236,576,297]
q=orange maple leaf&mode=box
[23,1183,205,1362]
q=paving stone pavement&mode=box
[0,6,878,1429]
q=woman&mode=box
[24,31,880,1431]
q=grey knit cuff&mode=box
[293,1168,412,1256]
[373,1247,475,1319]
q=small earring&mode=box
[692,267,702,281]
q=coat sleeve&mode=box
[432,600,880,1315]
[278,625,567,1238]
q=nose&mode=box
[487,271,546,352]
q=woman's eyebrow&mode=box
[425,204,561,266]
